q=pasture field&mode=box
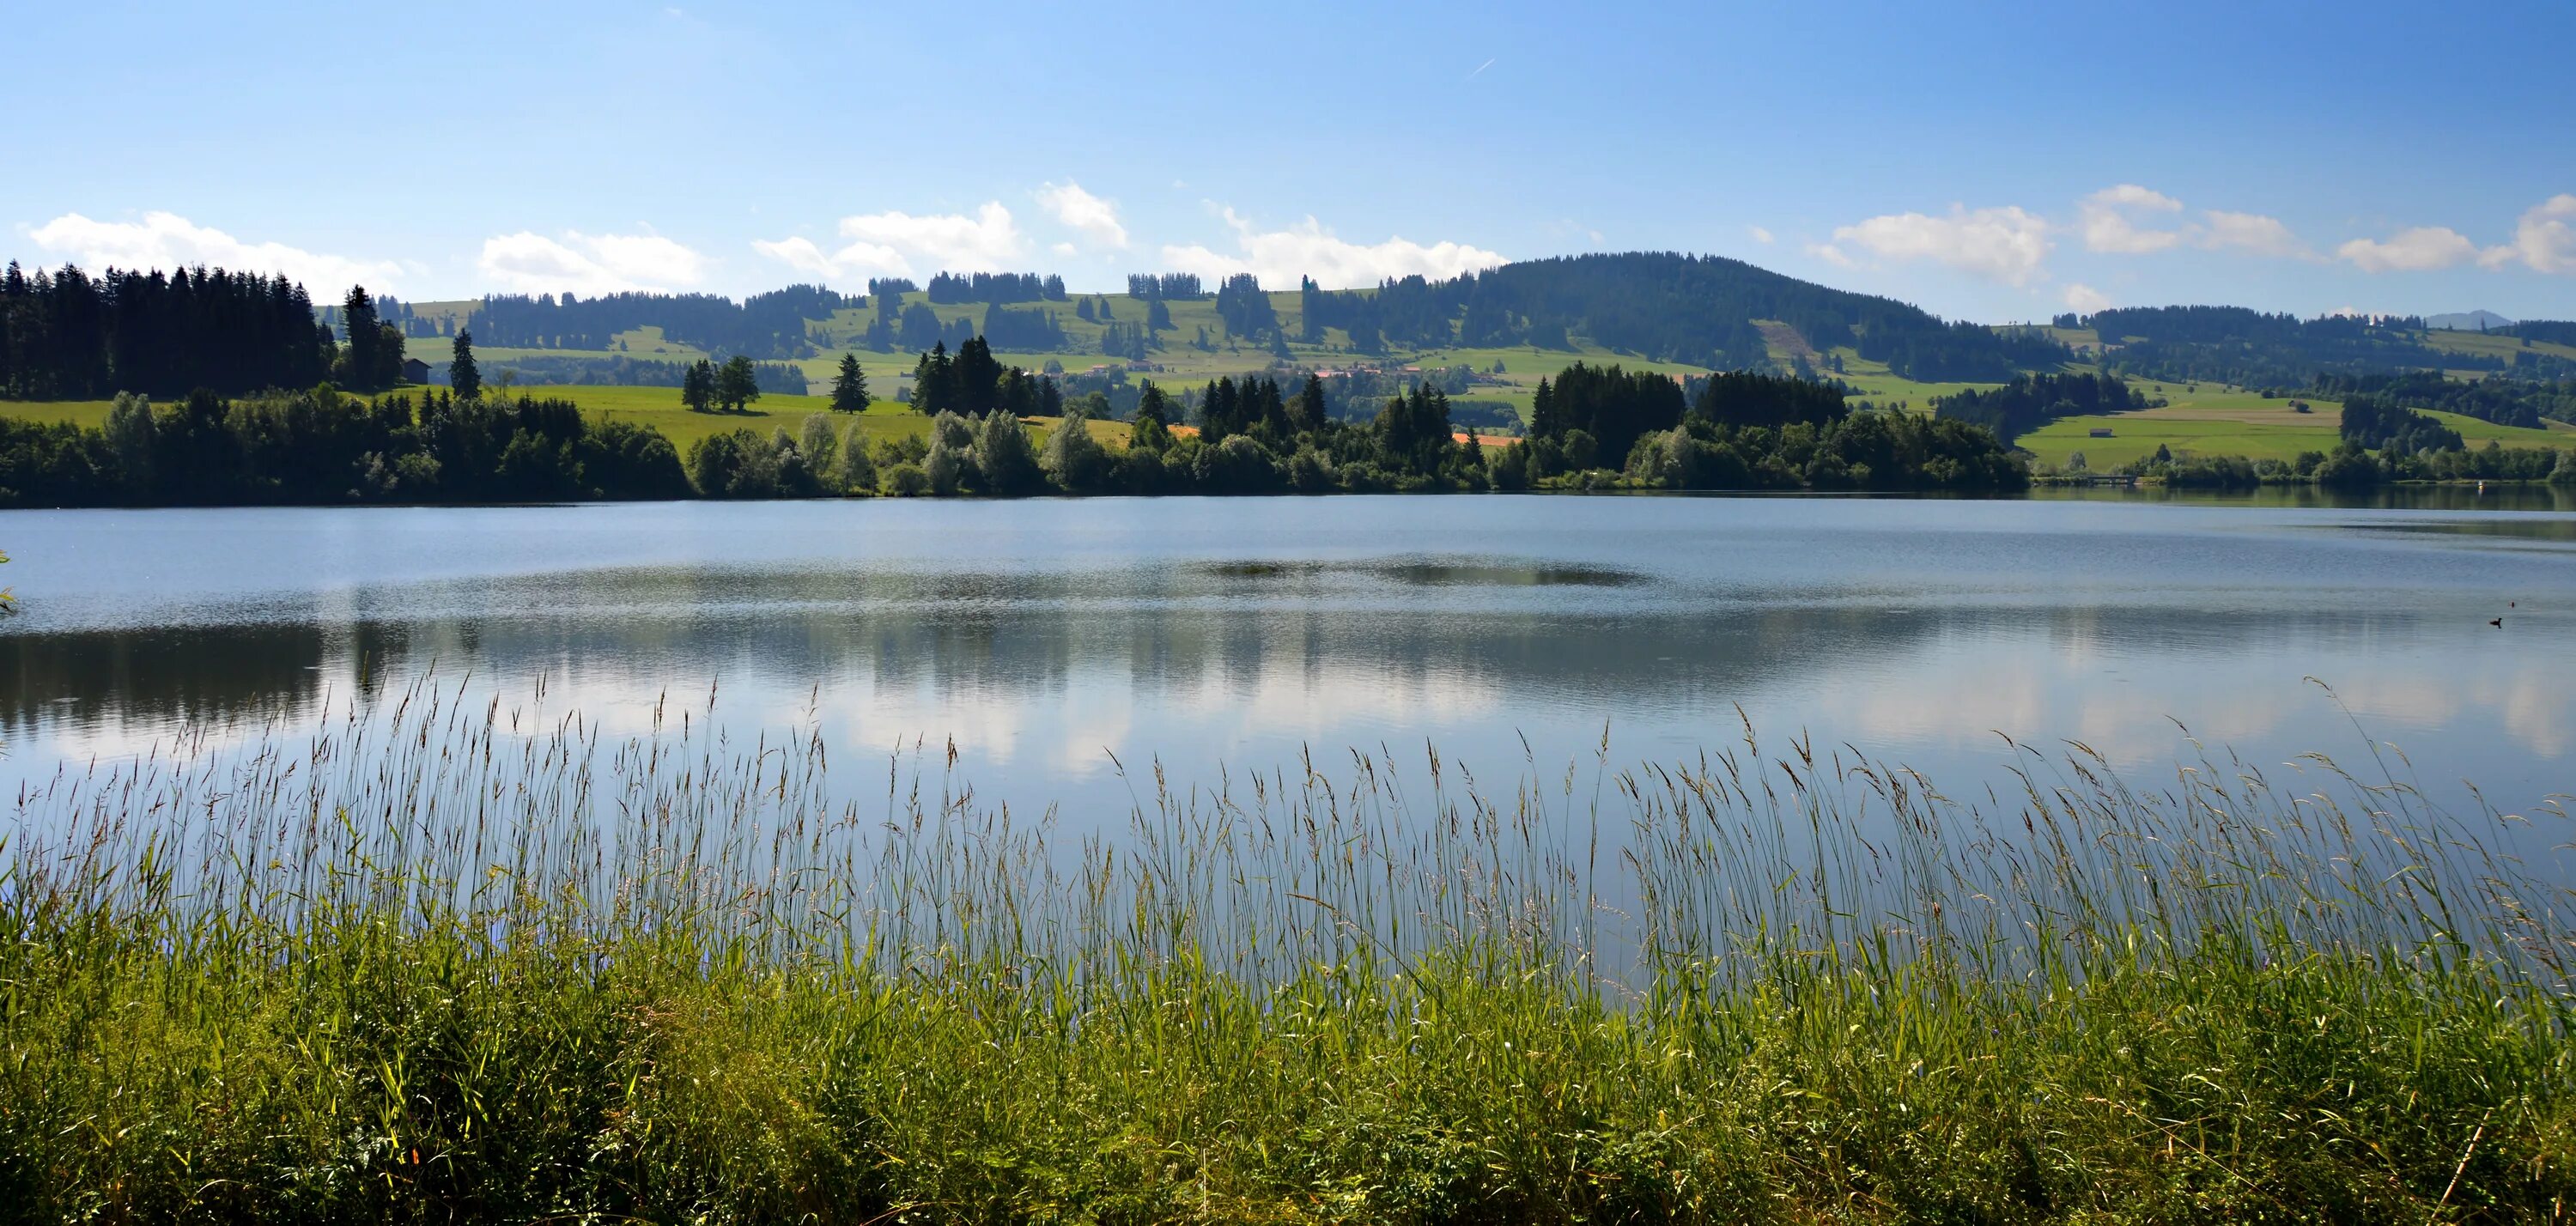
[2016,388,2574,468]
[0,399,117,431]
[0,388,1132,456]
[519,385,1127,452]
[2421,327,2576,367]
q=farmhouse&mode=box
[2088,427,2114,438]
[401,357,431,385]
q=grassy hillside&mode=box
[2016,388,2574,468]
[2418,326,2576,367]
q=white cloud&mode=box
[1157,209,1503,289]
[2078,185,2185,254]
[2336,226,2482,273]
[477,228,708,295]
[2200,209,2312,259]
[2062,282,2111,314]
[2077,186,2312,260]
[1815,204,2053,287]
[27,210,405,292]
[1034,181,1128,250]
[1747,225,1775,245]
[2480,194,2576,274]
[752,202,1024,282]
[1050,241,1079,257]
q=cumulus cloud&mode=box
[2075,185,2312,259]
[2062,282,2112,314]
[1157,209,1503,288]
[1747,225,1774,244]
[752,202,1024,282]
[1034,181,1127,250]
[2199,209,2313,259]
[2078,185,2185,254]
[2480,194,2576,274]
[1814,204,2053,287]
[477,229,708,294]
[27,210,406,291]
[2336,226,2482,273]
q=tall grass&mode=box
[2,677,2570,1223]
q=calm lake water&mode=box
[3,492,2571,822]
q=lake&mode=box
[3,492,2570,827]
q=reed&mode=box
[2,677,2569,1223]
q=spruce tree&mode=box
[830,353,870,413]
[1292,373,1329,434]
[683,359,718,412]
[449,331,483,400]
[340,287,381,388]
[1130,381,1174,452]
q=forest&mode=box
[0,261,336,398]
[2079,306,2574,388]
[2314,369,2573,428]
[473,285,849,357]
[0,387,690,507]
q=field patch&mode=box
[2016,388,2572,467]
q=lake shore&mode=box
[7,690,2568,1222]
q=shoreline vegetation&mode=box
[0,367,2037,507]
[3,683,2569,1221]
[3,265,2572,508]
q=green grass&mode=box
[2019,387,2576,468]
[2,681,2568,1222]
[0,390,1136,459]
[520,385,1125,452]
[2420,327,2576,367]
[0,398,116,431]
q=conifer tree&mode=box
[717,355,762,412]
[340,286,382,388]
[830,353,870,413]
[1129,381,1174,452]
[449,331,482,400]
[1292,373,1329,434]
[682,359,718,412]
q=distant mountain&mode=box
[2426,310,2515,331]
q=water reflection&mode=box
[1,495,2570,816]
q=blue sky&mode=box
[6,0,2573,323]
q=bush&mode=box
[882,461,929,496]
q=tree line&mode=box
[473,286,846,359]
[925,272,1066,304]
[1125,273,1206,300]
[2075,306,2546,389]
[2,262,336,398]
[0,312,2031,506]
[2315,370,2572,429]
[1509,363,2024,493]
[0,387,689,507]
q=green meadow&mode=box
[2016,387,2574,468]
